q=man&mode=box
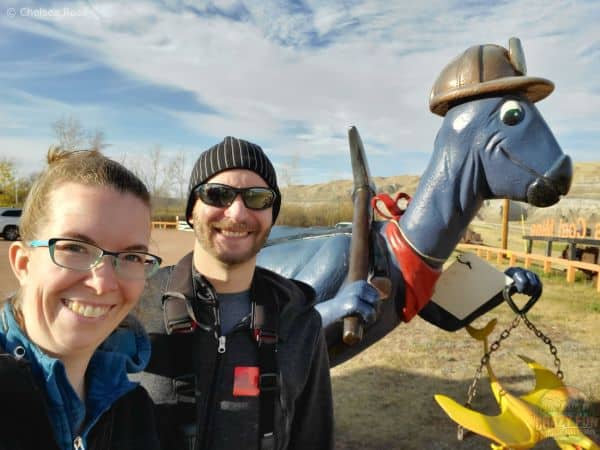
[138,136,380,450]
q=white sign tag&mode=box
[431,252,513,320]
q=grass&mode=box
[276,201,354,227]
[331,269,600,449]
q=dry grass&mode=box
[276,200,355,227]
[332,271,600,449]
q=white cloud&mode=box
[1,0,598,183]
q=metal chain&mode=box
[457,311,564,441]
[521,313,564,380]
[457,315,521,441]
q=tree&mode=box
[128,145,172,199]
[0,158,16,206]
[0,158,39,207]
[52,116,108,151]
[279,152,301,187]
[169,150,188,201]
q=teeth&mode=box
[65,300,110,318]
[220,230,249,237]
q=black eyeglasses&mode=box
[194,183,277,210]
[29,238,162,280]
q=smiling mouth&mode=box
[213,222,254,237]
[63,299,112,318]
[218,229,250,237]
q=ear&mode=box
[8,242,31,286]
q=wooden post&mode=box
[566,265,576,283]
[543,260,552,274]
[501,199,510,253]
[568,242,577,260]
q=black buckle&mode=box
[259,372,279,391]
[260,432,275,450]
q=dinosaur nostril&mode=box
[544,155,573,196]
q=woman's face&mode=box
[10,182,151,359]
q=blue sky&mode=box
[0,0,598,186]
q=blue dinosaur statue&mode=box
[257,37,572,367]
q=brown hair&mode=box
[6,147,151,320]
[20,146,151,241]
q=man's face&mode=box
[190,169,273,266]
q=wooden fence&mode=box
[151,217,192,231]
[151,220,178,229]
[457,243,600,293]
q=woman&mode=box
[1,147,162,450]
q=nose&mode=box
[87,256,119,294]
[224,194,249,219]
[544,154,572,196]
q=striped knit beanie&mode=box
[186,136,281,225]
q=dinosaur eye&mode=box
[500,100,525,126]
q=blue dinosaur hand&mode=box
[504,267,543,300]
[315,280,381,330]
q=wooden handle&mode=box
[344,126,374,346]
[343,316,363,345]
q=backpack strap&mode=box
[160,254,196,334]
[163,291,198,334]
[252,297,279,450]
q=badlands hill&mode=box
[283,162,600,203]
[281,162,599,226]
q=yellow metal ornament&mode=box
[435,319,599,450]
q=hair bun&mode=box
[46,146,100,165]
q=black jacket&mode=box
[0,346,161,450]
[136,252,334,450]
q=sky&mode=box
[0,0,598,185]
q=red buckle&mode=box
[170,320,198,334]
[254,329,277,345]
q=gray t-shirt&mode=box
[218,290,251,335]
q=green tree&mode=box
[0,157,17,206]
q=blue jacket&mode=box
[0,303,157,450]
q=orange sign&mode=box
[530,218,600,239]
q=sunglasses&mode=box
[194,183,277,210]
